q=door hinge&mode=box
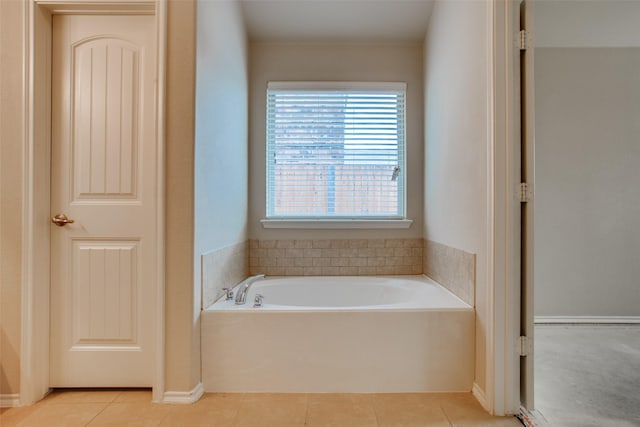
[519,182,531,203]
[519,30,531,50]
[519,336,532,357]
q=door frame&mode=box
[486,0,524,416]
[20,0,167,404]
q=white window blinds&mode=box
[266,82,406,219]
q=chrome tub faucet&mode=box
[234,274,265,305]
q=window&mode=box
[266,82,406,221]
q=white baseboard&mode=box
[0,394,21,407]
[535,316,640,325]
[161,382,204,404]
[472,383,490,413]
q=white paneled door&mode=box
[50,14,157,387]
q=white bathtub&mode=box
[202,275,474,393]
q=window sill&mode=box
[260,219,413,230]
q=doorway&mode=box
[532,1,640,425]
[21,0,166,404]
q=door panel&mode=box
[72,242,137,344]
[73,38,139,200]
[50,14,156,387]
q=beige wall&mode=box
[0,0,25,398]
[248,43,424,240]
[535,48,640,317]
[164,0,199,393]
[194,0,249,309]
[423,0,489,392]
[535,0,640,48]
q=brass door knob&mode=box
[52,214,75,227]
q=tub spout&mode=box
[234,274,265,305]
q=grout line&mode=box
[83,401,112,427]
[440,403,454,427]
[303,393,309,426]
[228,393,247,427]
[369,395,382,427]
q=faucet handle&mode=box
[253,294,264,308]
[222,288,234,300]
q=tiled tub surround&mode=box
[202,241,248,309]
[249,238,424,276]
[202,275,474,392]
[423,240,475,306]
[202,238,475,312]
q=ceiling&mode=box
[239,0,435,43]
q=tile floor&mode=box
[535,325,640,427]
[1,390,522,427]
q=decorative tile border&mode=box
[423,239,475,306]
[249,239,423,276]
[202,241,248,309]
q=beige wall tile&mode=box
[367,257,386,267]
[312,257,332,267]
[348,258,368,267]
[294,258,313,267]
[303,267,322,276]
[321,248,340,258]
[404,238,425,248]
[424,239,475,306]
[249,238,425,277]
[331,258,350,267]
[285,248,304,258]
[294,240,313,248]
[258,240,276,248]
[367,239,386,248]
[393,247,412,257]
[321,267,341,275]
[276,240,294,248]
[338,248,359,258]
[357,248,376,257]
[285,267,305,276]
[339,267,359,275]
[303,248,322,258]
[385,257,404,267]
[329,240,350,248]
[358,266,377,275]
[202,241,248,309]
[312,240,331,248]
[375,248,394,257]
[277,257,294,267]
[348,239,368,248]
[384,239,404,248]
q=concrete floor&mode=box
[534,325,640,427]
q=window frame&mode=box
[264,81,410,228]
